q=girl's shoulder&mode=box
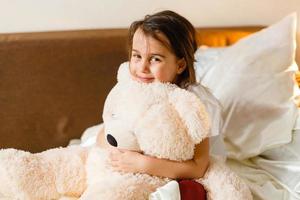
[186,83,224,137]
[186,83,223,109]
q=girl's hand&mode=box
[107,147,147,174]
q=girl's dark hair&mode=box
[128,10,198,88]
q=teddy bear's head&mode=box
[102,62,211,161]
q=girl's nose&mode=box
[138,59,150,73]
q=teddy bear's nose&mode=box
[106,134,118,147]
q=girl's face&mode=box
[129,28,186,84]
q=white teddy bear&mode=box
[0,63,252,200]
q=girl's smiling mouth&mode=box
[136,75,154,83]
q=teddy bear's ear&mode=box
[117,62,131,83]
[168,88,211,144]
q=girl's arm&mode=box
[108,138,210,179]
[143,138,209,179]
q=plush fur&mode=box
[0,63,252,200]
[0,146,87,199]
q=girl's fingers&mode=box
[107,159,119,168]
[109,150,118,157]
[118,149,125,153]
[109,161,117,168]
[109,148,123,156]
[109,162,126,173]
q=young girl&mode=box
[97,9,224,196]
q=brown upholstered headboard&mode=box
[0,26,281,152]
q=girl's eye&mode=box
[132,54,141,59]
[150,56,161,63]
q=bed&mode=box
[0,14,299,200]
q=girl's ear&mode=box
[168,88,211,144]
[176,58,187,74]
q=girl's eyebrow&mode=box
[151,53,165,58]
[132,49,140,53]
[132,49,165,58]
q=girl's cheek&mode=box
[129,64,136,76]
[152,69,165,82]
[158,70,176,83]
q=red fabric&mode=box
[178,180,207,200]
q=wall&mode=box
[0,0,299,62]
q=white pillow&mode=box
[200,13,299,160]
[194,46,226,83]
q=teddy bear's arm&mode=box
[0,146,88,200]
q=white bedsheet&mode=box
[227,110,300,200]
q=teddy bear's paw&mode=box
[0,148,60,200]
[81,173,166,200]
[199,160,253,200]
[81,183,153,200]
